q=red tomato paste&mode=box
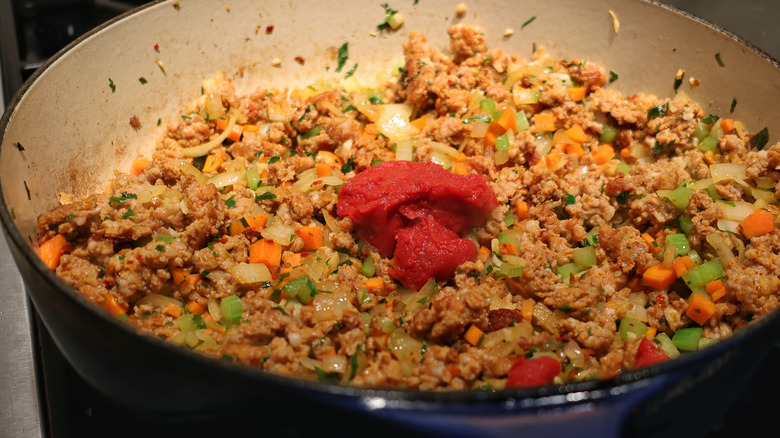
[337,161,498,289]
[634,337,670,368]
[506,356,561,388]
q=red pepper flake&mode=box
[172,1,180,9]
[129,115,141,128]
[294,56,305,65]
[154,43,160,52]
[266,25,274,34]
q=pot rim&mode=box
[1,0,779,409]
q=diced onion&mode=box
[178,161,209,185]
[755,176,775,189]
[202,92,225,121]
[207,171,244,189]
[717,200,754,222]
[395,139,414,161]
[688,178,714,191]
[136,293,182,309]
[535,134,553,156]
[482,321,533,357]
[292,168,345,192]
[710,163,747,183]
[312,291,353,322]
[376,104,417,141]
[181,115,237,157]
[563,340,587,367]
[512,86,540,105]
[429,141,467,161]
[229,263,273,284]
[717,219,740,233]
[136,184,167,203]
[469,120,490,138]
[626,293,648,322]
[706,232,735,264]
[321,355,347,374]
[532,302,560,335]
[429,151,452,169]
[261,221,296,245]
[267,103,295,122]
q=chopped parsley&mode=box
[521,16,536,28]
[730,97,737,113]
[109,192,137,207]
[673,71,684,93]
[564,193,576,205]
[224,195,237,208]
[256,191,277,201]
[120,209,135,219]
[108,78,116,92]
[300,124,323,139]
[647,102,669,118]
[715,52,725,67]
[138,77,148,84]
[377,3,399,30]
[749,127,769,150]
[341,158,354,173]
[335,42,349,73]
[267,155,281,164]
[616,191,631,204]
[609,70,619,83]
[344,63,358,79]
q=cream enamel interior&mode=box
[2,0,779,250]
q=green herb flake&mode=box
[341,158,354,173]
[749,127,770,150]
[138,77,148,84]
[730,97,737,113]
[648,102,669,119]
[521,16,536,28]
[344,63,358,79]
[609,70,618,83]
[481,56,493,65]
[267,155,281,164]
[616,191,631,204]
[335,42,349,73]
[155,244,165,251]
[256,191,277,201]
[377,3,399,30]
[108,78,116,92]
[224,195,237,209]
[715,52,725,67]
[564,193,576,205]
[673,71,684,93]
[120,209,135,219]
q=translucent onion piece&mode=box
[429,141,467,161]
[292,168,344,192]
[351,91,381,122]
[207,171,244,189]
[688,178,714,191]
[495,149,509,165]
[177,161,208,185]
[136,293,182,309]
[532,302,560,335]
[376,104,417,141]
[626,293,649,322]
[482,321,533,357]
[226,159,246,173]
[322,210,340,233]
[229,263,273,284]
[181,115,237,157]
[136,184,167,204]
[717,200,754,222]
[207,298,222,322]
[563,340,587,368]
[395,139,414,161]
[717,219,740,233]
[202,92,225,120]
[261,221,296,245]
[321,355,347,374]
[513,87,540,105]
[535,134,553,156]
[429,151,452,169]
[469,120,490,138]
[706,232,735,264]
[312,291,353,322]
[402,278,438,316]
[710,163,747,183]
[267,103,295,122]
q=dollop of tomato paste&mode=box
[337,161,498,290]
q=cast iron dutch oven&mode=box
[2,1,780,436]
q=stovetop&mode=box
[1,1,779,437]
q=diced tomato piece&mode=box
[506,356,561,388]
[634,337,670,368]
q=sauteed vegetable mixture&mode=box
[38,24,778,389]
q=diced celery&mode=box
[283,275,318,304]
[693,121,710,141]
[515,111,530,131]
[497,232,520,246]
[664,187,694,210]
[681,260,723,289]
[698,337,716,349]
[503,209,515,226]
[219,295,243,325]
[480,98,498,118]
[360,256,375,277]
[246,167,261,190]
[709,122,725,140]
[672,327,702,351]
[698,137,718,152]
[616,161,631,175]
[495,133,511,150]
[656,332,680,359]
[600,125,618,144]
[376,315,396,333]
[498,263,524,278]
[678,215,694,235]
[664,234,690,257]
[572,246,597,268]
[177,313,207,331]
[556,262,583,283]
[618,317,648,340]
[357,288,372,306]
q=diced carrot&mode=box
[243,124,261,133]
[40,234,68,270]
[515,199,529,219]
[641,233,662,255]
[227,124,243,142]
[163,302,182,318]
[362,123,378,139]
[564,124,587,143]
[464,324,484,346]
[295,226,323,250]
[686,293,715,325]
[131,158,150,176]
[499,242,518,256]
[410,116,428,131]
[495,109,517,133]
[642,263,677,290]
[201,313,227,335]
[521,299,535,322]
[672,256,694,278]
[447,363,461,378]
[249,239,282,268]
[229,216,256,236]
[484,129,498,147]
[720,118,735,133]
[477,246,491,262]
[565,142,585,157]
[279,181,292,189]
[544,150,562,167]
[202,153,223,173]
[592,144,614,165]
[251,213,269,232]
[645,326,657,338]
[185,300,205,315]
[705,279,724,295]
[171,267,199,286]
[533,113,556,132]
[315,163,332,177]
[365,277,384,294]
[282,252,303,267]
[104,294,128,316]
[738,209,774,238]
[315,150,342,166]
[452,164,469,175]
[620,147,631,158]
[567,87,587,102]
[215,118,229,131]
[710,286,728,302]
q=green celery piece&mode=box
[479,98,498,118]
[664,234,691,257]
[678,215,694,235]
[672,327,702,351]
[220,295,243,325]
[698,137,718,152]
[615,161,631,176]
[283,275,317,304]
[600,125,618,144]
[497,232,520,246]
[495,133,511,150]
[709,122,725,140]
[704,184,723,201]
[572,246,597,268]
[177,313,206,331]
[515,111,530,132]
[498,264,524,278]
[246,167,261,190]
[682,260,723,289]
[693,121,710,141]
[698,337,716,349]
[618,317,648,340]
[665,187,694,211]
[556,262,583,284]
[360,257,375,277]
[503,209,515,226]
[655,332,680,359]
